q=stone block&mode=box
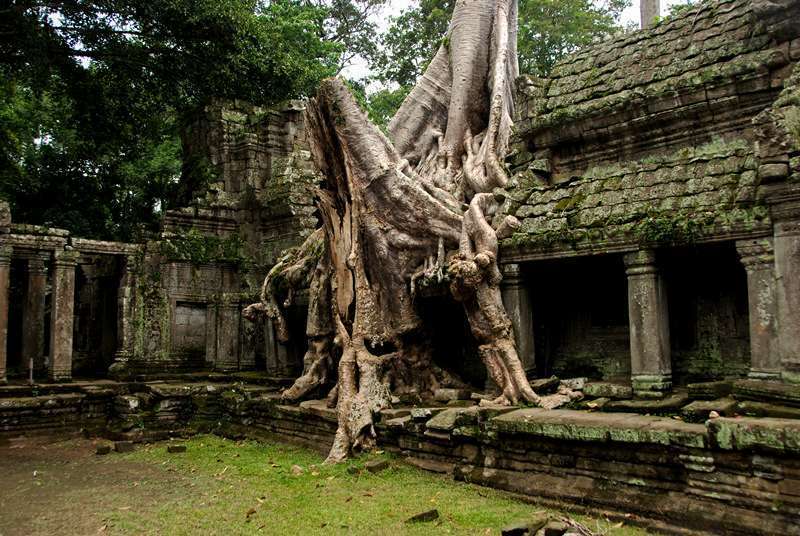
[96,444,112,455]
[433,388,472,402]
[364,459,389,473]
[167,444,187,453]
[681,398,737,423]
[583,382,633,400]
[410,408,445,422]
[528,376,560,394]
[733,379,800,407]
[114,440,135,453]
[502,514,550,536]
[688,380,733,400]
[707,416,800,453]
[758,163,789,181]
[560,378,586,390]
[604,391,690,415]
[406,509,439,523]
[736,401,800,419]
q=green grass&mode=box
[106,435,649,535]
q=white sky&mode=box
[341,0,688,82]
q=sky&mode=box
[341,0,689,82]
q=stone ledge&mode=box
[708,416,800,453]
[733,379,800,407]
[487,408,708,448]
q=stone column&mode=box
[21,254,48,376]
[215,303,240,371]
[49,249,77,382]
[0,245,11,384]
[500,263,536,375]
[736,238,781,380]
[774,218,800,383]
[624,249,672,397]
[110,255,135,371]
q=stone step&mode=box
[733,380,800,408]
[681,398,737,423]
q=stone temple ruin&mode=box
[1,0,800,533]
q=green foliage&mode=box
[517,0,630,77]
[160,228,246,266]
[370,0,629,122]
[667,0,697,17]
[375,0,456,89]
[0,0,341,240]
[366,86,411,128]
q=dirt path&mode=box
[0,436,184,536]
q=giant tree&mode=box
[247,0,579,463]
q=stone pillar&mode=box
[0,245,11,384]
[640,0,660,28]
[215,303,240,371]
[110,255,135,371]
[774,219,800,383]
[500,263,536,375]
[21,254,48,376]
[49,249,77,382]
[736,238,781,380]
[624,249,672,397]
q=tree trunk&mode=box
[248,0,542,463]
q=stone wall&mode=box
[500,0,800,394]
[117,100,319,377]
[4,380,800,535]
[513,0,799,182]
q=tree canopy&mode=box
[1,0,630,239]
[0,0,344,239]
[372,0,630,125]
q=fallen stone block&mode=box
[406,509,439,523]
[560,378,586,391]
[434,388,472,402]
[542,520,569,536]
[364,459,389,473]
[410,408,444,422]
[604,391,690,415]
[528,376,560,394]
[114,440,135,453]
[688,380,732,400]
[167,444,187,453]
[501,513,550,536]
[583,382,633,400]
[96,444,112,455]
[681,398,736,422]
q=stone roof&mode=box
[519,0,797,133]
[502,139,772,257]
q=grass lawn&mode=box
[0,434,651,535]
[108,435,648,535]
